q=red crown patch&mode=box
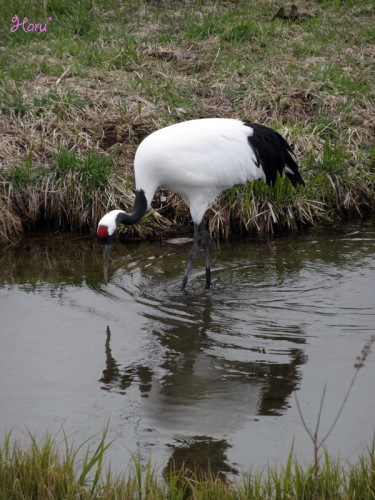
[97,225,109,239]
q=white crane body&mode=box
[134,119,264,223]
[97,118,305,290]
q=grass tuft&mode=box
[0,430,374,499]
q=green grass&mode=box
[7,149,114,189]
[0,0,374,243]
[0,430,374,499]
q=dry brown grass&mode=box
[0,0,374,244]
[1,64,374,244]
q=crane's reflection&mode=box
[99,287,307,475]
[99,326,152,395]
[95,230,357,475]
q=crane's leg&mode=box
[200,222,211,289]
[181,223,200,291]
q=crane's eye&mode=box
[97,225,109,239]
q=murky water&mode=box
[0,220,374,476]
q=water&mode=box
[0,220,374,476]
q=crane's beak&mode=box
[102,242,112,283]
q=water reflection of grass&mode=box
[0,0,374,244]
[0,429,374,499]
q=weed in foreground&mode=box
[295,335,375,498]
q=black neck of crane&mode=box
[117,189,148,226]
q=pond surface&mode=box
[0,220,374,476]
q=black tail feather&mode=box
[244,122,305,187]
[285,167,305,187]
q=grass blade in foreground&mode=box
[0,430,374,499]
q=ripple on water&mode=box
[0,222,374,474]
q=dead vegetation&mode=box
[0,0,374,244]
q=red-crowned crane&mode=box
[97,118,305,290]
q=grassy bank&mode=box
[0,430,374,500]
[0,0,374,243]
